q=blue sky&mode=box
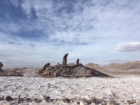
[0,0,140,68]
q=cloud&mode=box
[1,0,140,68]
[111,42,140,53]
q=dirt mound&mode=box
[38,64,109,77]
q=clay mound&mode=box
[39,64,110,77]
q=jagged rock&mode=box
[0,62,3,71]
[6,96,13,102]
[39,64,109,77]
[62,53,68,66]
[76,59,80,65]
[38,53,110,77]
[39,63,50,73]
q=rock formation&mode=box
[42,72,51,76]
[39,63,50,74]
[62,53,68,66]
[0,62,3,72]
[76,59,79,65]
[87,70,93,75]
[38,53,110,78]
[53,72,59,77]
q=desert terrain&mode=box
[0,61,140,105]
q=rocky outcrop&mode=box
[62,53,68,66]
[38,53,110,78]
[39,63,50,74]
[0,62,3,72]
[38,64,109,77]
[76,59,79,66]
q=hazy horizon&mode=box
[0,0,140,68]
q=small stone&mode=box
[0,96,4,100]
[63,98,70,103]
[43,95,50,101]
[34,98,42,103]
[6,96,13,102]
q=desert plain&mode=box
[0,61,140,105]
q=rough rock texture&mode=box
[76,59,79,65]
[0,62,3,71]
[62,53,68,66]
[39,63,50,74]
[38,63,109,77]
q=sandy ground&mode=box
[0,75,140,105]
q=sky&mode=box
[0,0,140,69]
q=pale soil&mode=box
[0,75,140,105]
[0,61,140,105]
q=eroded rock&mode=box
[6,96,13,102]
[0,62,3,71]
[39,63,50,73]
[38,53,110,78]
[76,59,80,66]
[62,53,68,66]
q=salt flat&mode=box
[0,76,140,105]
